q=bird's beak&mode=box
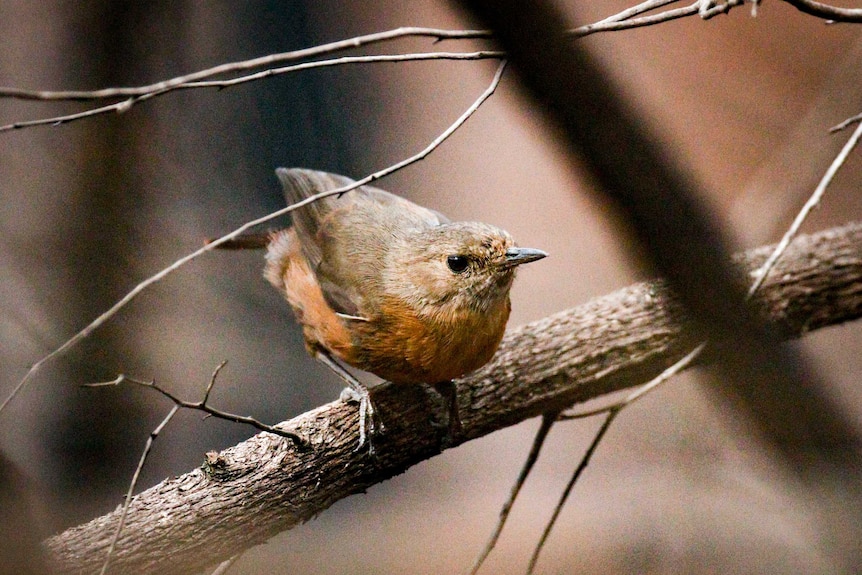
[501,247,548,269]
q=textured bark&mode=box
[45,222,862,574]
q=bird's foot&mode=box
[316,350,381,455]
[339,385,379,455]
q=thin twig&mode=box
[0,28,491,101]
[467,412,558,575]
[202,360,227,405]
[0,2,736,105]
[86,370,306,446]
[518,346,708,573]
[186,51,503,88]
[521,98,862,575]
[472,344,708,574]
[558,342,707,420]
[0,2,749,133]
[570,0,742,37]
[0,96,154,132]
[747,117,862,297]
[780,0,862,22]
[0,51,504,133]
[0,0,761,108]
[93,362,278,573]
[98,404,180,575]
[584,0,680,25]
[0,60,506,417]
[830,112,862,133]
[526,409,621,575]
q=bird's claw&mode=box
[340,386,379,455]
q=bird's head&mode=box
[385,221,547,317]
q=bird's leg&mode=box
[314,350,377,454]
[429,380,462,447]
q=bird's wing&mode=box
[275,168,447,317]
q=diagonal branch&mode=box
[780,0,862,22]
[526,409,620,575]
[44,221,862,575]
[97,404,180,575]
[455,0,860,480]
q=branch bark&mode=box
[455,0,859,474]
[45,221,862,574]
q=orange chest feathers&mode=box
[352,295,511,384]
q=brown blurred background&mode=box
[1,1,862,573]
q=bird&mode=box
[226,168,546,452]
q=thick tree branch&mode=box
[456,0,860,479]
[44,221,862,574]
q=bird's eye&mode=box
[446,255,469,273]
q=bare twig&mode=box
[569,0,743,37]
[526,409,621,575]
[98,404,180,575]
[466,345,708,575]
[780,0,862,22]
[0,51,503,133]
[558,342,707,421]
[467,412,558,575]
[0,52,501,102]
[92,362,266,573]
[512,343,706,573]
[830,113,862,133]
[0,97,148,132]
[185,51,503,88]
[0,1,751,132]
[748,118,862,296]
[0,60,506,417]
[519,109,862,574]
[0,27,491,101]
[0,1,736,105]
[85,367,305,446]
[582,0,680,24]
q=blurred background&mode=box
[1,1,862,573]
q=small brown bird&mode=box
[246,169,545,450]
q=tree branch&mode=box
[44,221,862,575]
[0,28,492,101]
[780,0,862,22]
[569,0,742,37]
[456,0,860,477]
[0,2,748,133]
[0,51,504,133]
